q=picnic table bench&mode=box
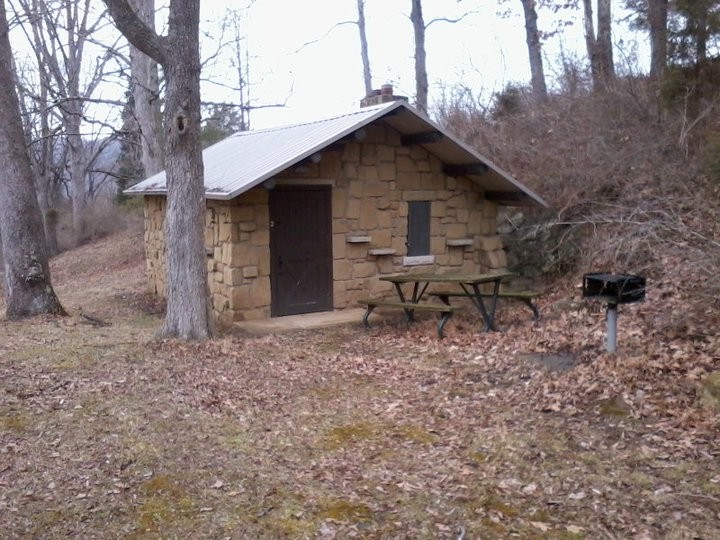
[359,299,457,338]
[360,271,518,338]
[428,290,542,320]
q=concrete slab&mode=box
[234,308,368,335]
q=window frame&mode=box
[404,200,434,266]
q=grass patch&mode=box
[319,421,437,450]
[0,409,28,433]
[128,474,197,537]
[321,421,378,450]
[317,499,372,523]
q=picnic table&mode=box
[360,271,517,337]
[384,271,516,331]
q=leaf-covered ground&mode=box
[1,230,718,539]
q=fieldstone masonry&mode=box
[143,123,507,323]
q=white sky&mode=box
[200,0,647,129]
[9,0,648,133]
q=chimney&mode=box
[360,84,409,108]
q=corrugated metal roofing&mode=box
[125,100,546,207]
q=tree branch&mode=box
[293,20,356,54]
[425,11,475,29]
[102,0,168,65]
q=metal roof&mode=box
[125,100,547,207]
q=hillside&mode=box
[440,77,720,316]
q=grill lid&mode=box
[582,273,646,305]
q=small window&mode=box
[407,201,431,256]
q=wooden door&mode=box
[269,185,333,317]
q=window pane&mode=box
[407,201,430,256]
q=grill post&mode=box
[582,272,645,354]
[606,303,618,353]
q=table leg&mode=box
[485,280,502,331]
[415,282,430,302]
[393,282,414,322]
[463,282,501,332]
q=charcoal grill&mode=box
[582,273,646,353]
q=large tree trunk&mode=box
[519,0,548,102]
[129,0,164,177]
[410,0,429,112]
[161,14,212,340]
[648,0,668,79]
[0,0,65,318]
[104,0,212,340]
[357,0,372,97]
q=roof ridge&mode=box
[230,101,401,137]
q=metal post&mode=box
[606,303,618,353]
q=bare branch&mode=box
[293,20,356,54]
[425,11,475,29]
[103,0,168,65]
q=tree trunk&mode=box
[410,0,429,112]
[65,104,89,244]
[161,31,212,339]
[582,0,598,83]
[695,6,709,65]
[357,0,372,97]
[104,0,212,340]
[0,0,65,319]
[16,63,59,256]
[129,0,164,177]
[648,0,668,79]
[596,0,614,83]
[582,0,614,90]
[519,0,548,102]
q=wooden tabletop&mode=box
[379,272,515,285]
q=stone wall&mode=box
[143,195,166,296]
[142,121,508,322]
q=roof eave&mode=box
[386,104,547,208]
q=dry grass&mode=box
[1,229,719,538]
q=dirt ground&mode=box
[1,230,719,539]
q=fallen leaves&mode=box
[1,230,720,538]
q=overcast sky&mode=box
[9,0,647,133]
[200,0,646,129]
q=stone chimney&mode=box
[360,84,409,108]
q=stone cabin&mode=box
[126,95,546,324]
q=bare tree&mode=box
[357,0,372,96]
[582,0,615,90]
[129,0,163,177]
[104,0,212,340]
[0,0,65,318]
[13,58,64,255]
[12,0,123,245]
[519,0,548,102]
[221,7,253,131]
[410,1,475,113]
[410,0,429,112]
[293,2,373,99]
